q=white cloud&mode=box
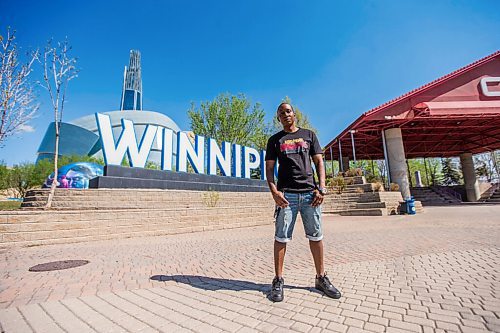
[18,124,35,133]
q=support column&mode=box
[460,152,480,202]
[341,157,350,172]
[384,128,411,198]
[329,146,335,179]
[415,171,424,187]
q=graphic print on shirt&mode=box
[280,138,309,155]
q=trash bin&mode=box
[400,201,407,214]
[406,197,416,215]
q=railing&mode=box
[483,182,500,201]
[431,186,462,202]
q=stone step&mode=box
[412,196,450,202]
[346,183,382,192]
[419,201,457,206]
[341,176,366,185]
[410,186,461,205]
[328,208,386,216]
[355,202,386,209]
[415,196,453,200]
[21,184,420,217]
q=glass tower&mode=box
[120,50,142,111]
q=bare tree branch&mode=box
[0,27,39,147]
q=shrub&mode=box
[355,187,364,193]
[373,182,383,192]
[326,177,332,187]
[344,178,354,185]
[331,176,346,194]
[202,189,220,207]
[0,201,21,210]
[345,168,363,177]
[366,174,382,183]
[390,182,400,192]
[145,161,161,170]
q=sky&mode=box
[0,0,499,166]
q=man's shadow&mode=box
[150,275,321,301]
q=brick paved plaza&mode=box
[0,205,499,332]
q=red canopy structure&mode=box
[324,51,500,160]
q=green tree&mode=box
[474,151,500,182]
[0,161,10,190]
[424,158,442,186]
[324,159,340,180]
[407,158,432,186]
[6,160,53,198]
[270,96,317,134]
[188,93,267,149]
[441,158,462,185]
[8,162,38,198]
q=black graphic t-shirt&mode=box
[265,128,322,192]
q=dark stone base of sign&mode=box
[89,165,268,192]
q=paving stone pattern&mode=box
[0,205,499,332]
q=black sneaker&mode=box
[270,277,284,302]
[315,273,341,299]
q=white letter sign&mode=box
[243,146,261,179]
[96,113,157,168]
[176,132,205,173]
[480,77,500,97]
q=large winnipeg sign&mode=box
[95,113,267,180]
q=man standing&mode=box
[265,102,341,302]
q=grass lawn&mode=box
[0,201,22,210]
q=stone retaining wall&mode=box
[22,189,272,209]
[2,189,274,247]
[1,206,274,247]
[1,188,419,247]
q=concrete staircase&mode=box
[323,177,423,216]
[485,186,500,203]
[323,189,423,216]
[410,187,462,206]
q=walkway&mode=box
[0,205,499,332]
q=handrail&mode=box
[431,186,462,202]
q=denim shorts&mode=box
[275,191,323,243]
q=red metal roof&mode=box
[324,50,500,160]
